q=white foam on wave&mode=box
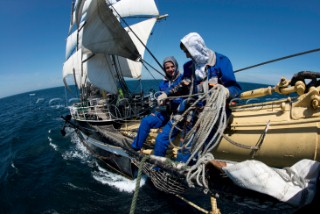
[62,130,146,193]
[11,162,16,169]
[41,209,60,214]
[65,182,91,192]
[47,130,58,151]
[62,127,75,137]
[92,164,147,193]
[11,161,18,174]
[49,142,58,151]
[62,132,92,163]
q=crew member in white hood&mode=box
[153,32,242,158]
[180,32,241,101]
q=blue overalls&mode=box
[131,74,184,151]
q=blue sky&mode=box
[0,0,319,99]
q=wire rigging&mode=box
[234,48,320,73]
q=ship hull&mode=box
[214,98,320,167]
[74,121,138,179]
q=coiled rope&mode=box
[167,85,228,190]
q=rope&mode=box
[223,134,258,150]
[168,85,228,190]
[174,194,209,214]
[129,155,149,214]
[186,153,214,190]
[222,120,270,151]
[210,196,221,214]
[234,48,320,73]
[187,86,227,158]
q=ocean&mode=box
[0,80,316,214]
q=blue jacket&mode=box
[183,52,241,99]
[157,73,184,115]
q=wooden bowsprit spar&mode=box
[234,48,320,73]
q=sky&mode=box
[0,0,319,99]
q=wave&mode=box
[92,164,147,193]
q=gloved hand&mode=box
[196,83,204,93]
[157,92,167,106]
[173,114,184,122]
[208,77,218,87]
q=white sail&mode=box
[74,0,90,27]
[85,54,118,94]
[63,49,86,88]
[111,0,159,18]
[67,1,76,34]
[115,17,157,78]
[65,30,78,59]
[65,25,87,59]
[81,0,140,60]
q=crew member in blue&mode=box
[154,32,242,158]
[131,56,184,151]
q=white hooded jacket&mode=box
[180,32,216,81]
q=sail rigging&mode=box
[63,0,160,95]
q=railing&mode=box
[69,99,118,122]
[68,95,154,122]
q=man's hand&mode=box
[157,92,167,106]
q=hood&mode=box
[163,56,179,80]
[181,32,210,65]
[180,32,216,80]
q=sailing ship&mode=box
[61,0,320,212]
[61,0,166,178]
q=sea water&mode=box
[0,80,313,213]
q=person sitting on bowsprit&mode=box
[131,56,187,151]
